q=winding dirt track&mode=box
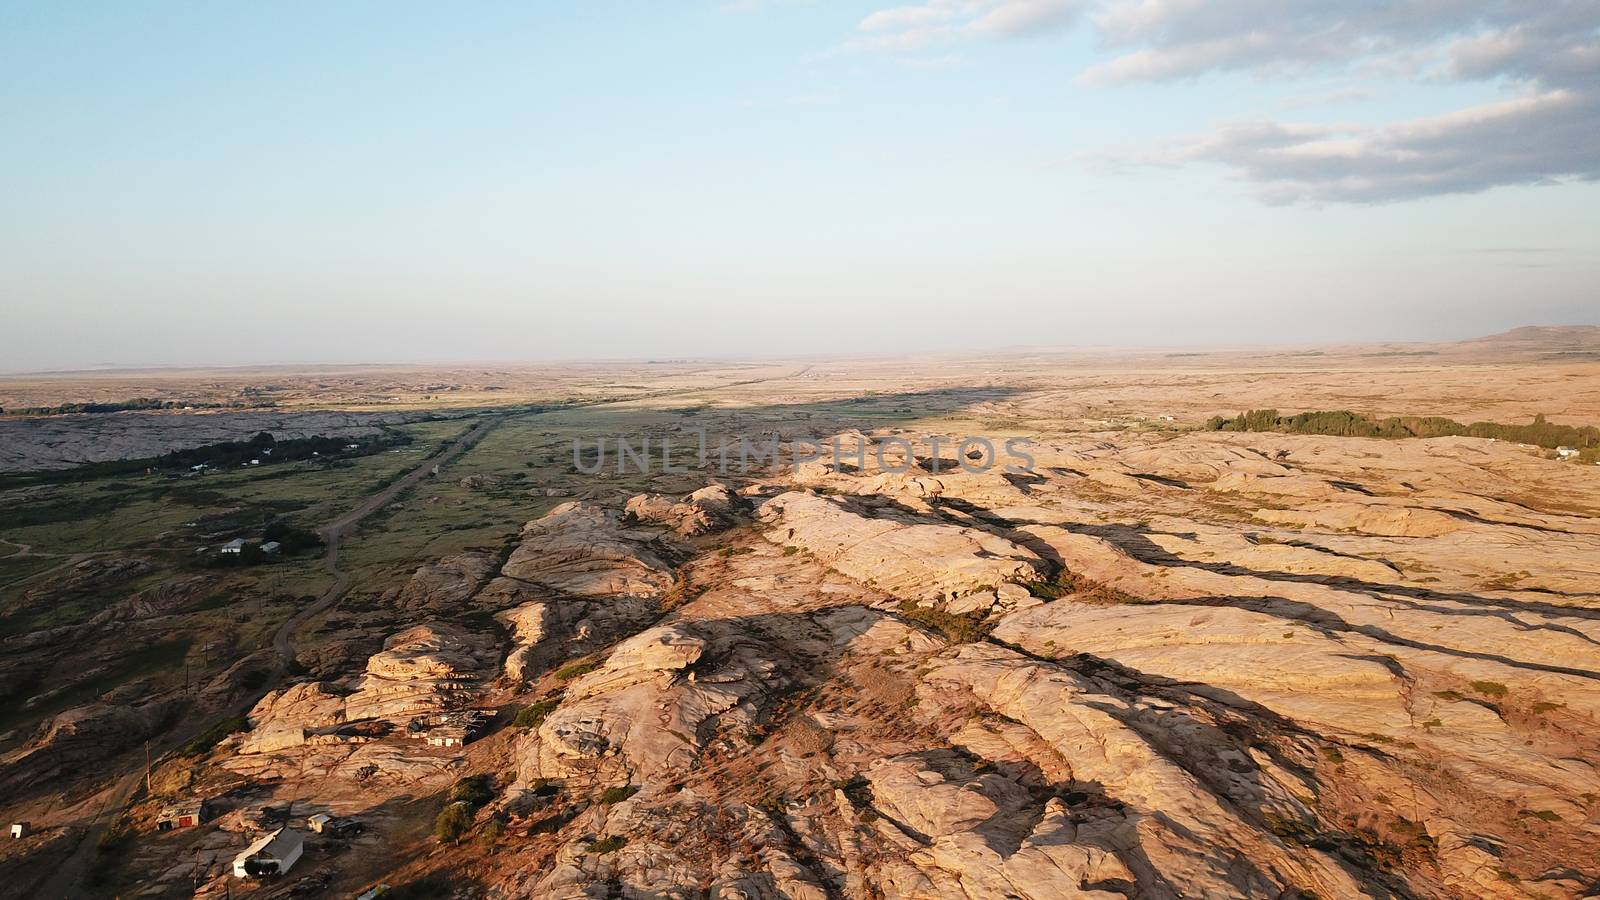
[268,416,498,679]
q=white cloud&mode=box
[1120,89,1600,204]
[846,0,1084,53]
[1082,0,1600,202]
[969,0,1083,37]
[1083,1,1600,85]
[834,0,1600,202]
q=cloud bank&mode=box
[1085,0,1600,203]
[847,0,1600,203]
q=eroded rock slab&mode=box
[503,502,674,597]
[758,491,1046,601]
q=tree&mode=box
[434,801,475,843]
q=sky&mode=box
[1,0,1597,370]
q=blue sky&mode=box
[2,1,1597,369]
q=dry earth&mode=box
[2,334,1598,899]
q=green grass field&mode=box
[0,419,479,635]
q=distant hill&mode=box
[1463,325,1600,348]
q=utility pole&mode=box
[144,740,153,796]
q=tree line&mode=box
[157,430,407,470]
[2,398,276,415]
[1203,410,1598,450]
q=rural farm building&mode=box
[232,827,304,878]
[427,726,468,747]
[156,800,211,830]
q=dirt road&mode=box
[268,416,497,676]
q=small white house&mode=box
[260,541,282,556]
[233,827,304,878]
[220,538,247,554]
[9,823,28,839]
[427,727,467,748]
[1557,446,1580,459]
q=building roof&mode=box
[235,827,304,864]
[159,800,206,817]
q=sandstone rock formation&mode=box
[459,432,1600,897]
[139,426,1600,899]
[758,491,1046,602]
[238,621,498,755]
[624,483,746,536]
[502,502,674,597]
[394,552,498,612]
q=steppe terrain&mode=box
[1,329,1598,899]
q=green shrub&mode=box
[1471,680,1509,698]
[476,815,507,847]
[513,698,560,728]
[598,785,639,805]
[1025,571,1139,604]
[450,774,494,807]
[589,835,627,854]
[434,801,475,843]
[555,660,600,681]
[897,599,991,643]
[181,715,247,757]
[386,874,453,899]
